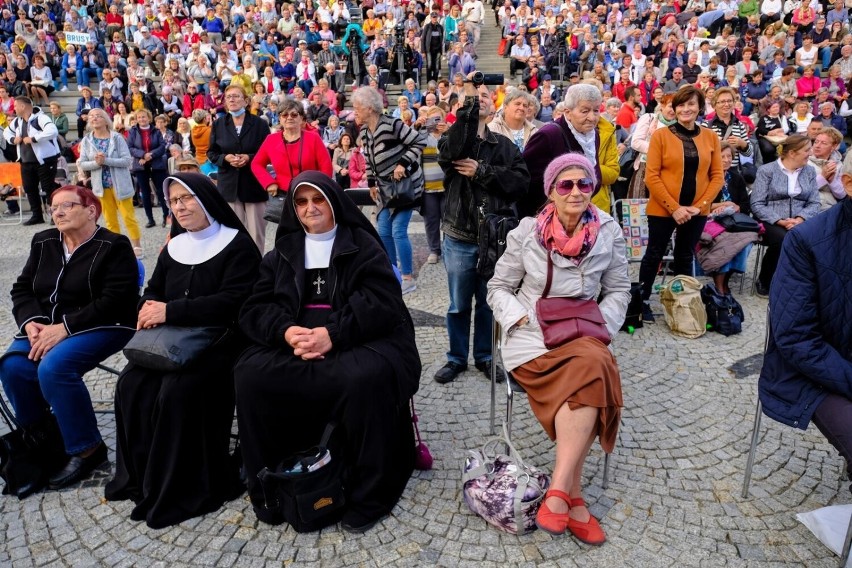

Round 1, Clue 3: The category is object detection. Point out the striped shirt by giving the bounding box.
[361,115,426,188]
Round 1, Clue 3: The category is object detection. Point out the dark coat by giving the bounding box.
[437,96,529,244]
[206,113,270,203]
[759,199,852,429]
[11,227,139,337]
[238,171,421,406]
[127,126,168,172]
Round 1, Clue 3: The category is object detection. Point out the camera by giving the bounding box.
[471,72,504,86]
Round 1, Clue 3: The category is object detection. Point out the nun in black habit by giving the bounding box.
[105,173,261,529]
[235,171,421,533]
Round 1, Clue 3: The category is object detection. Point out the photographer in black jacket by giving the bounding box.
[434,74,529,384]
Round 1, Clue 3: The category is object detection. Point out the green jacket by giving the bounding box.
[51,113,69,137]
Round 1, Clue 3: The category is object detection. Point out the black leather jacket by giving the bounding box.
[437,96,529,244]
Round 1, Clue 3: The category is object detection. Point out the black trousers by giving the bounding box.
[639,214,706,301]
[422,191,445,255]
[757,222,787,289]
[21,155,59,217]
[812,393,852,494]
[426,50,441,82]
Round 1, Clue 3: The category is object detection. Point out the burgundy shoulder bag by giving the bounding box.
[535,253,612,349]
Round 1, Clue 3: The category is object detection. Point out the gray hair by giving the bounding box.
[86,107,113,132]
[502,88,529,109]
[605,97,622,110]
[563,83,603,109]
[352,86,385,116]
[526,93,540,114]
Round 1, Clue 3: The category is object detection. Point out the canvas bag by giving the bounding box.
[660,275,707,338]
[462,424,550,535]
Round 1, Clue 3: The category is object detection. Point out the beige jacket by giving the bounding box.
[487,114,538,150]
[486,213,631,371]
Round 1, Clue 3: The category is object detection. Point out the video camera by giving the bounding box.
[471,71,504,87]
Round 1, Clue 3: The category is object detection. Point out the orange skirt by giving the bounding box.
[512,337,623,453]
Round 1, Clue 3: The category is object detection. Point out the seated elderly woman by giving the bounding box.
[749,134,821,297]
[0,186,139,496]
[234,171,422,533]
[487,153,630,545]
[105,173,261,529]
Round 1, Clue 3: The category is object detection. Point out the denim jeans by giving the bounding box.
[422,192,445,255]
[377,207,414,276]
[0,328,134,454]
[135,168,169,224]
[59,68,77,89]
[442,235,492,366]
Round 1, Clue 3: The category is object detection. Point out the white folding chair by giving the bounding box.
[741,307,851,567]
[489,321,612,489]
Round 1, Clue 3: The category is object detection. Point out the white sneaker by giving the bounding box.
[427,253,439,264]
[401,278,417,295]
[59,86,68,91]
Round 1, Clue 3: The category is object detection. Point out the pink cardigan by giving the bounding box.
[250,129,333,191]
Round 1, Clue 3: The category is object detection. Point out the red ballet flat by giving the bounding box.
[535,489,572,535]
[566,497,607,545]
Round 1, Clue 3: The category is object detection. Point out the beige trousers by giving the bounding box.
[229,200,267,253]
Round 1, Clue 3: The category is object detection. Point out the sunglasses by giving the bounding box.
[553,178,594,195]
[294,195,327,207]
[281,110,302,118]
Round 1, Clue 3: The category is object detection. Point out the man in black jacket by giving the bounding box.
[434,77,529,384]
[420,12,443,82]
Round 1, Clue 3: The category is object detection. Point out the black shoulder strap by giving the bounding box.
[542,253,554,299]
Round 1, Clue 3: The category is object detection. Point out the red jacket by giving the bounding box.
[182,93,206,116]
[612,80,635,102]
[251,129,333,191]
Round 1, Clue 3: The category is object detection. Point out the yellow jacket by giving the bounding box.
[590,118,620,214]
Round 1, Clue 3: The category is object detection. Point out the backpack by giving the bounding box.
[659,275,707,339]
[701,283,744,336]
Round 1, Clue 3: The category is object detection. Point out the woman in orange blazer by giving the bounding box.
[639,85,724,322]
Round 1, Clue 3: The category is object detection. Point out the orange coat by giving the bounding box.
[644,124,723,217]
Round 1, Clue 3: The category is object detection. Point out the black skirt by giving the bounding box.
[234,342,414,527]
[104,345,242,529]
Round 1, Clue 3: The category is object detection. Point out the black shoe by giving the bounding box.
[22,215,44,226]
[47,442,108,490]
[475,359,505,383]
[145,220,156,228]
[754,280,769,298]
[161,218,167,227]
[434,361,467,384]
[642,302,656,323]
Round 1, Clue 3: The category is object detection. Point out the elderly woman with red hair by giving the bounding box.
[0,186,139,496]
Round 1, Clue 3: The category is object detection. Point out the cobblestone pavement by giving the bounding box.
[0,209,848,567]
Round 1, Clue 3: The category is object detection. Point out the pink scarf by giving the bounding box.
[535,202,601,265]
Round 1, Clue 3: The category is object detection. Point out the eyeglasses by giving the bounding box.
[280,111,302,119]
[49,201,85,214]
[168,194,196,208]
[716,98,734,105]
[224,94,244,100]
[294,195,327,208]
[553,178,594,195]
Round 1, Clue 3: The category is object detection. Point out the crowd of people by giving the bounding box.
[0,0,849,548]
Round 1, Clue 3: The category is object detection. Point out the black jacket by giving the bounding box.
[207,113,270,203]
[11,227,139,337]
[438,97,530,244]
[306,103,332,128]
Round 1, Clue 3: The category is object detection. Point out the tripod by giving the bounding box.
[392,36,407,85]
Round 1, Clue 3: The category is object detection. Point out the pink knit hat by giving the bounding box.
[542,153,598,196]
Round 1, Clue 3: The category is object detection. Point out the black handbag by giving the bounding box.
[0,389,65,499]
[123,325,229,372]
[378,174,422,209]
[476,208,519,280]
[263,194,286,223]
[716,212,760,233]
[701,283,744,336]
[255,423,346,532]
